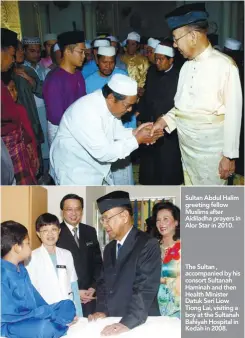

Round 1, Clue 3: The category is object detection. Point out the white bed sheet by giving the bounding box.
[66,316,181,338]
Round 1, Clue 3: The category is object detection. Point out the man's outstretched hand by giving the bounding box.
[133,122,164,145]
[150,117,167,137]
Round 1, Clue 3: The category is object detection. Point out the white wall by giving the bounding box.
[45,186,86,223]
[85,186,105,227]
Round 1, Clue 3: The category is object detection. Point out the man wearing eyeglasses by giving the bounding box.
[43,31,86,146]
[85,45,136,185]
[138,40,184,185]
[88,190,161,336]
[50,73,163,185]
[56,193,103,317]
[151,3,242,185]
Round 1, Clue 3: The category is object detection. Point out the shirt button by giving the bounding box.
[109,290,113,294]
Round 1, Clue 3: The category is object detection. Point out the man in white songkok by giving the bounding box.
[146,37,160,64]
[40,33,57,69]
[85,46,135,185]
[121,32,149,95]
[107,35,127,71]
[50,74,163,185]
[85,46,127,93]
[81,38,110,79]
[151,3,243,185]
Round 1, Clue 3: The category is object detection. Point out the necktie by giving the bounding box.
[73,227,79,248]
[117,243,122,258]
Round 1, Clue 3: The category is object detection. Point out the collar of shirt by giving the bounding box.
[24,60,45,80]
[165,64,174,73]
[116,227,133,257]
[64,221,80,238]
[117,226,133,247]
[24,60,39,71]
[193,43,213,62]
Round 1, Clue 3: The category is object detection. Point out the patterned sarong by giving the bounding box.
[2,127,37,185]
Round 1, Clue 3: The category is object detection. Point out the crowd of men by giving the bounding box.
[1,2,244,186]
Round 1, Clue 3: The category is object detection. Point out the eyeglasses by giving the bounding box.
[173,30,194,44]
[74,49,86,55]
[63,208,82,214]
[121,100,133,111]
[99,210,125,225]
[39,228,59,235]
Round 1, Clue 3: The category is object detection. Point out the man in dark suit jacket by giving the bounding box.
[89,191,161,336]
[57,194,103,317]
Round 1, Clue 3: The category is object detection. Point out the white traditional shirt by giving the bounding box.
[163,44,242,159]
[50,90,138,185]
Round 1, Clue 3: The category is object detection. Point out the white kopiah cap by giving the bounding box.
[147,38,160,49]
[107,35,118,43]
[98,46,116,57]
[224,38,242,51]
[127,32,140,42]
[93,39,110,48]
[155,44,175,57]
[108,74,137,96]
[43,33,57,43]
[53,43,60,52]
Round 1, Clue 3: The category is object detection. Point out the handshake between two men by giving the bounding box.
[133,121,164,145]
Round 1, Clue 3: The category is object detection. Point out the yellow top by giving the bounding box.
[121,53,150,88]
[163,44,242,159]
